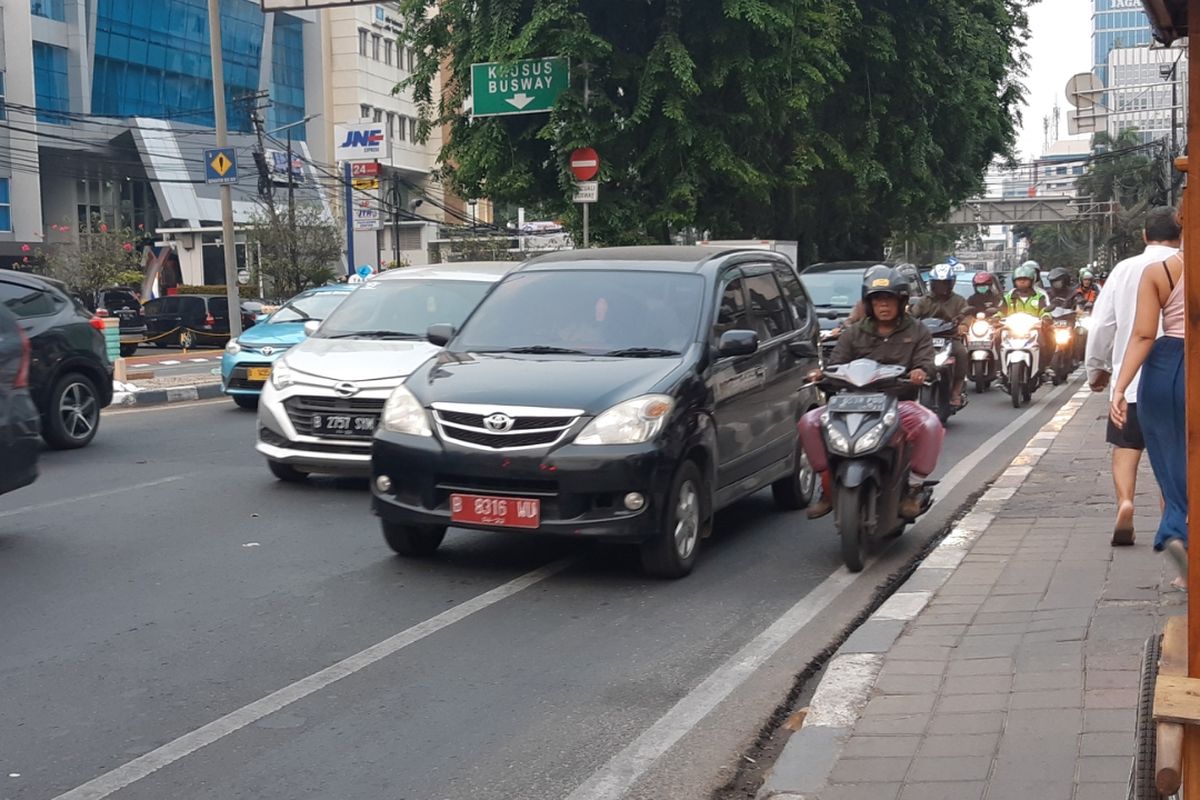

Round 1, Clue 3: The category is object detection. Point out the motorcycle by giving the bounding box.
[917,318,965,424]
[1048,307,1077,386]
[1074,308,1093,364]
[965,311,999,393]
[816,359,936,572]
[999,312,1043,408]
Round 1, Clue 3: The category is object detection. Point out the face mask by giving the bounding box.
[975,286,990,295]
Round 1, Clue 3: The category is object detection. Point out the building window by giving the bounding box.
[407,48,415,71]
[409,117,417,142]
[387,111,396,142]
[0,72,6,121]
[0,178,10,232]
[372,33,381,61]
[359,28,369,56]
[384,40,393,66]
[373,107,383,123]
[360,104,372,120]
[269,13,306,140]
[31,0,66,21]
[396,114,406,142]
[33,42,70,124]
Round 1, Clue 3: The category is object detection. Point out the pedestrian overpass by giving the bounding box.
[941,197,1114,226]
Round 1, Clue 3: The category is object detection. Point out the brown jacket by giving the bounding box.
[910,293,969,324]
[830,315,936,375]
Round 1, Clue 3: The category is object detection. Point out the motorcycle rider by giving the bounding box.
[910,263,969,407]
[1074,269,1099,310]
[1001,261,1052,362]
[967,271,1003,316]
[1045,267,1078,310]
[799,267,944,521]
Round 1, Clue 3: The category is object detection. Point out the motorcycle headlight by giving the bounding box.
[1005,313,1038,338]
[970,321,991,338]
[1054,328,1072,345]
[854,423,885,454]
[826,426,851,455]
[225,340,242,356]
[934,351,949,367]
[1078,316,1094,331]
[381,386,432,437]
[576,395,674,445]
[270,359,294,390]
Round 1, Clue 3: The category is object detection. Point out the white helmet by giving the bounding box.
[929,263,955,282]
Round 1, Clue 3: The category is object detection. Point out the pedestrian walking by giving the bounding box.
[1086,207,1181,546]
[1111,244,1188,589]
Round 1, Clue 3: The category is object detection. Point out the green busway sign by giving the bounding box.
[470,57,569,117]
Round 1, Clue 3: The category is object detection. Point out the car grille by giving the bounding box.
[284,395,386,440]
[432,405,579,451]
[227,361,272,390]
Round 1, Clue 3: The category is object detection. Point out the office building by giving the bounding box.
[1092,0,1153,86]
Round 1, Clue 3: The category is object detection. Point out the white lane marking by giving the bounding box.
[159,360,181,365]
[564,380,1084,800]
[0,476,187,520]
[103,399,228,416]
[564,569,856,800]
[130,363,150,368]
[188,358,209,363]
[51,558,574,800]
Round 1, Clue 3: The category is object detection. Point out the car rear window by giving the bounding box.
[800,271,863,308]
[100,290,139,311]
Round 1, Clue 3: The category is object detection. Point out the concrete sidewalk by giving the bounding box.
[760,389,1181,800]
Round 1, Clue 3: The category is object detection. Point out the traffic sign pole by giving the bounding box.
[207,0,242,336]
[344,161,355,276]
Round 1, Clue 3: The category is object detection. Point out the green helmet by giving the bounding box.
[1013,264,1038,282]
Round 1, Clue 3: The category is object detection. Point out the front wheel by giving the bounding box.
[119,343,138,357]
[1008,362,1027,409]
[973,378,991,394]
[232,394,259,410]
[42,372,101,449]
[382,522,447,557]
[936,381,952,424]
[836,484,870,572]
[772,442,816,511]
[268,459,308,482]
[641,461,706,579]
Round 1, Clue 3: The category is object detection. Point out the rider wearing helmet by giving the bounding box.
[799,266,944,521]
[910,263,969,407]
[1046,267,1077,310]
[1002,261,1050,316]
[967,271,1002,315]
[1074,268,1099,310]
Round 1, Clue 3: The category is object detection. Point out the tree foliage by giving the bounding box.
[1075,129,1167,269]
[42,220,147,293]
[396,0,1030,260]
[244,205,343,298]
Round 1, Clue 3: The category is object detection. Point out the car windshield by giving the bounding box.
[800,270,864,308]
[314,279,493,339]
[270,291,351,323]
[454,269,703,356]
[952,275,977,299]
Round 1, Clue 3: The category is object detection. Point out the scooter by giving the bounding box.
[917,318,965,424]
[1074,308,1093,364]
[1049,307,1077,386]
[965,311,999,393]
[817,359,936,572]
[999,312,1043,408]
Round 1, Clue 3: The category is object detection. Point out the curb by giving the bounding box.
[111,382,226,409]
[757,385,1094,799]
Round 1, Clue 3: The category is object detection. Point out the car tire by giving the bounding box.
[120,343,138,357]
[267,459,308,482]
[640,461,705,579]
[772,441,816,510]
[42,372,101,450]
[382,522,447,557]
[232,395,259,410]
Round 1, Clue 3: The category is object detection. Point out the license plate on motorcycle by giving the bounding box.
[450,493,541,530]
[932,338,948,347]
[828,393,887,413]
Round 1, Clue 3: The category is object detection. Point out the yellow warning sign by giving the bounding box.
[211,152,233,177]
[352,178,380,191]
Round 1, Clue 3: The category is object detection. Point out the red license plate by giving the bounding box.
[450,493,541,530]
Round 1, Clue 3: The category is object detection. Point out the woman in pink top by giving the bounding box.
[1112,250,1186,586]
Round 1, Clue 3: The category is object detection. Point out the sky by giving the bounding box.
[1014,0,1095,160]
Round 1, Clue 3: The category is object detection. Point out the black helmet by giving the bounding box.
[1047,267,1071,289]
[862,266,910,318]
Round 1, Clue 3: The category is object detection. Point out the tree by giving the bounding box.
[1076,129,1164,267]
[244,204,343,298]
[395,0,1029,259]
[41,220,147,292]
[1026,224,1090,270]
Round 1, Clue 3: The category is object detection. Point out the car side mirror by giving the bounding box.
[303,320,320,336]
[718,329,759,358]
[787,339,819,359]
[427,323,456,347]
[256,313,269,323]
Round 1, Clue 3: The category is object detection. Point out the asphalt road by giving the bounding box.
[123,347,223,381]
[0,378,1086,800]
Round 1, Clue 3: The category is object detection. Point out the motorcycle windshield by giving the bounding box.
[827,358,906,387]
[920,318,955,335]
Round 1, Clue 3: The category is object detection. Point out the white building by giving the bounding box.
[1105,45,1187,145]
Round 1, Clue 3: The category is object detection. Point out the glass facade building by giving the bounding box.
[32,42,70,124]
[31,0,67,22]
[268,13,307,140]
[1093,0,1153,85]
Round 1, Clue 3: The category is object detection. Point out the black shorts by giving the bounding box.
[1106,401,1145,450]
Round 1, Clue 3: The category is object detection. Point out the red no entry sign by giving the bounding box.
[570,147,600,181]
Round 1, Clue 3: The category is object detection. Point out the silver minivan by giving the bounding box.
[255,263,512,480]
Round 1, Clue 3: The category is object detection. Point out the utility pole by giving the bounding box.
[207,0,242,337]
[388,172,403,269]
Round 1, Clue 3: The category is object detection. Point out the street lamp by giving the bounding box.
[1160,57,1181,204]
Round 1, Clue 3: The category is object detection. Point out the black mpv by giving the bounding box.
[371,247,822,578]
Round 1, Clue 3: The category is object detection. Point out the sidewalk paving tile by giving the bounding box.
[897,782,985,800]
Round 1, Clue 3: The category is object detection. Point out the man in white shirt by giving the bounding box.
[1085,207,1181,546]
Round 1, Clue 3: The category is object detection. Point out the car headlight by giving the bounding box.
[576,395,674,445]
[855,423,885,453]
[1054,328,1072,345]
[225,340,242,356]
[270,360,294,390]
[381,385,432,437]
[970,321,991,338]
[826,426,851,455]
[934,351,949,367]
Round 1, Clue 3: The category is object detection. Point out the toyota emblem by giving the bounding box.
[483,413,515,432]
[334,381,359,398]
[260,345,275,356]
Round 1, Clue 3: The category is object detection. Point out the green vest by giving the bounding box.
[1004,289,1045,315]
